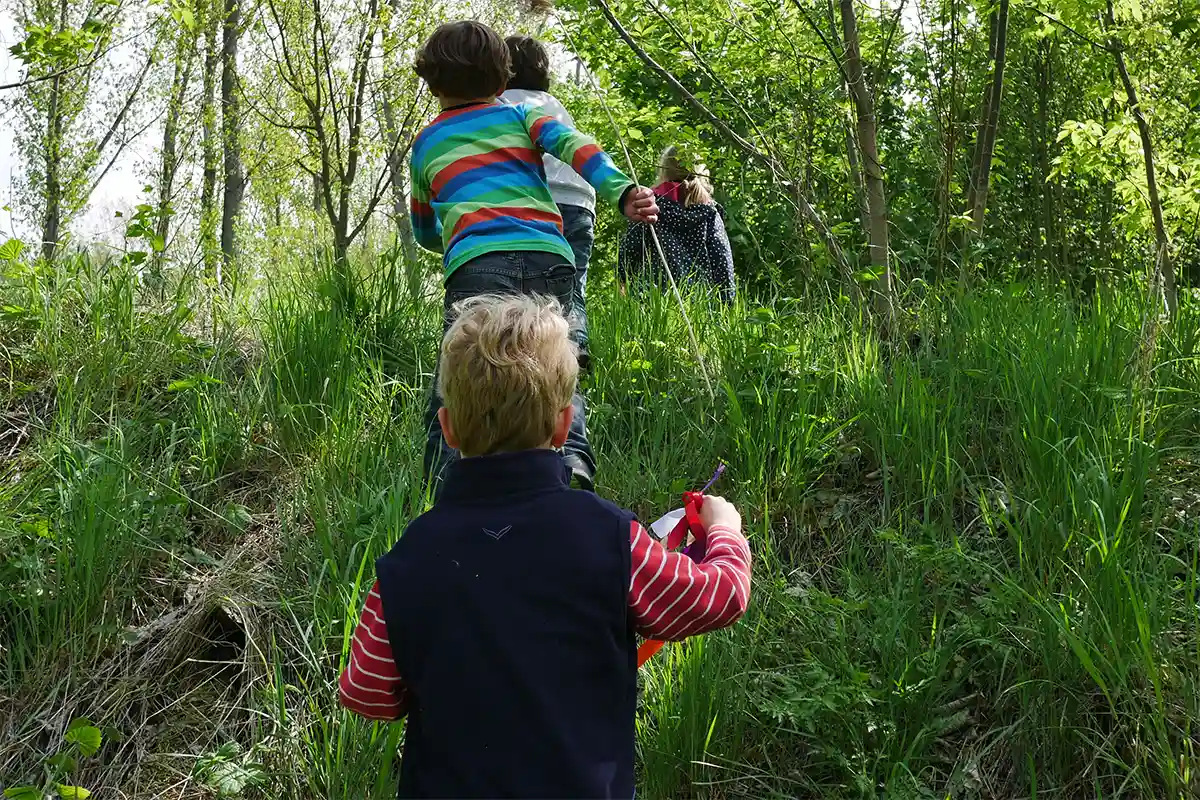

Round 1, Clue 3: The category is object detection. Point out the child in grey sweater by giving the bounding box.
[501,35,597,370]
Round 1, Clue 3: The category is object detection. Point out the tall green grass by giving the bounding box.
[2,254,1198,798]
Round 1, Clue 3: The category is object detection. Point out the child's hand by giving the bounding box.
[623,186,659,224]
[698,495,741,533]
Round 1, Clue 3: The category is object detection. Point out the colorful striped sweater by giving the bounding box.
[409,101,634,279]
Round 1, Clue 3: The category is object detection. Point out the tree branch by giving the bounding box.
[1030,5,1109,52]
[788,0,851,86]
[93,48,155,159]
[873,0,908,84]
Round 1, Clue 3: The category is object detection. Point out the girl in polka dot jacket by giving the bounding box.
[617,145,736,304]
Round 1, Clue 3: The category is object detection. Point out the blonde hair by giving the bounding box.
[437,294,578,458]
[656,145,713,207]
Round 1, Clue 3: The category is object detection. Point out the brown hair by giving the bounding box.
[657,145,714,207]
[438,294,578,458]
[505,35,551,92]
[414,21,511,100]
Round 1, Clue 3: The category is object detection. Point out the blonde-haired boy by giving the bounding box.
[436,294,579,459]
[339,295,752,799]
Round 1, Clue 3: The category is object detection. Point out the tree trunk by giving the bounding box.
[39,0,70,263]
[966,0,1009,236]
[380,89,417,261]
[1106,2,1176,316]
[219,0,244,287]
[1036,39,1057,271]
[153,42,197,280]
[839,0,894,325]
[932,0,963,274]
[825,0,869,244]
[41,74,64,262]
[200,0,220,283]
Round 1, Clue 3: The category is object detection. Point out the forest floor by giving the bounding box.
[2,255,1200,799]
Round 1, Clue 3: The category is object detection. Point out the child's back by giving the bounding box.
[409,100,627,278]
[340,295,751,799]
[379,451,638,797]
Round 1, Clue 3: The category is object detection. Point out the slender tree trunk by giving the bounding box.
[932,0,962,274]
[1036,40,1057,271]
[153,42,197,280]
[966,0,1009,236]
[825,0,869,244]
[41,75,64,262]
[381,0,417,260]
[200,0,220,283]
[1106,1,1176,316]
[380,90,417,260]
[40,0,70,262]
[839,0,894,325]
[220,0,244,286]
[843,116,869,238]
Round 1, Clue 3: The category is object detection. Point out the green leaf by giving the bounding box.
[166,374,222,392]
[0,238,23,261]
[56,786,91,799]
[48,752,77,773]
[180,7,194,29]
[194,743,267,798]
[65,720,102,756]
[2,786,39,800]
[21,519,51,538]
[4,788,42,800]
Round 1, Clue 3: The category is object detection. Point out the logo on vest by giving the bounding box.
[482,525,512,540]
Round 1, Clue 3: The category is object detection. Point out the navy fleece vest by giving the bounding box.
[376,449,638,799]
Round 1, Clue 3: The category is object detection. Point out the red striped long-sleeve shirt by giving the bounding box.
[338,519,751,720]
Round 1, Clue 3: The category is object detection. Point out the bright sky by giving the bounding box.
[0,11,152,246]
[0,14,23,241]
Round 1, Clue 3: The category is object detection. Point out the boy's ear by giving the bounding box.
[438,407,461,451]
[550,403,574,449]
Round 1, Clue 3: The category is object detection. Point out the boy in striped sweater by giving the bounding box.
[409,20,659,495]
[339,294,751,798]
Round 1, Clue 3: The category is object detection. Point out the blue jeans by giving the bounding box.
[423,250,597,497]
[558,204,595,370]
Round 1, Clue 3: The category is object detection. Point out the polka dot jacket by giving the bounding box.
[617,196,736,304]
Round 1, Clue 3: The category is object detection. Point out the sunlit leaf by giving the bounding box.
[65,720,102,756]
[0,238,23,261]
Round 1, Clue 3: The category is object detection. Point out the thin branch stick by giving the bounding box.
[1030,5,1109,51]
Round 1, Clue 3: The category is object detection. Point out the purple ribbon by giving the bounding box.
[699,462,726,495]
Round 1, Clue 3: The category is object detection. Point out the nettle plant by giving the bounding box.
[3,718,104,800]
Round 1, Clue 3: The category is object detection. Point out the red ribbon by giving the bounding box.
[637,491,706,668]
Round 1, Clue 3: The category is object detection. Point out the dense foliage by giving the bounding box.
[2,0,1200,797]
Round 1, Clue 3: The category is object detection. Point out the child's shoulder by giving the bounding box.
[566,487,636,520]
[385,491,636,553]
